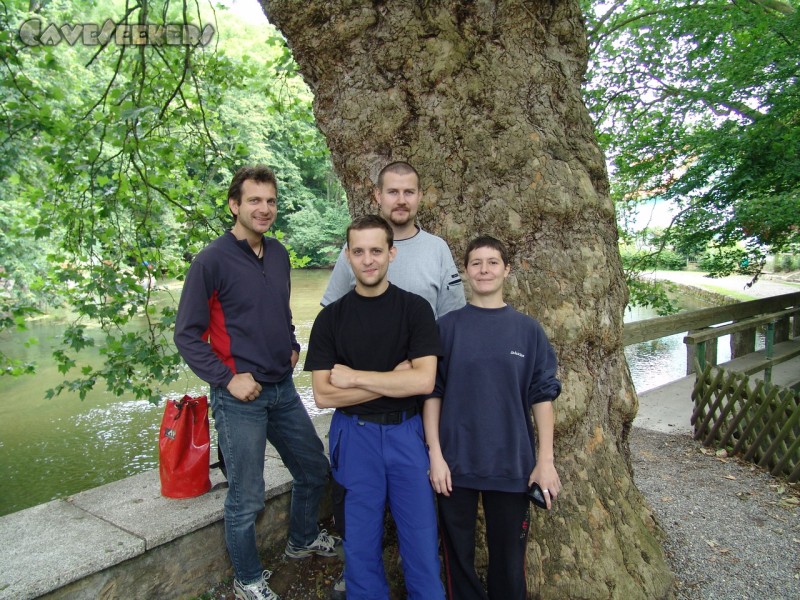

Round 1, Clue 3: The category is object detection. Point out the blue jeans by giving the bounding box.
[210,375,329,583]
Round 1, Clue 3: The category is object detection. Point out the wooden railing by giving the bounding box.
[623,291,800,375]
[684,307,800,384]
[624,291,800,482]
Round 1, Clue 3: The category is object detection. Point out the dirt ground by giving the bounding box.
[197,515,405,600]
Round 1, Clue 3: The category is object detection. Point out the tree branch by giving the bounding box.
[744,0,796,16]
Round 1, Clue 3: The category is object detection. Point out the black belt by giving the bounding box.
[340,405,420,425]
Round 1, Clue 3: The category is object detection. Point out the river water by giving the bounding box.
[0,270,719,516]
[623,302,733,392]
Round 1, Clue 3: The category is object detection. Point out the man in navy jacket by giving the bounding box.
[174,165,338,600]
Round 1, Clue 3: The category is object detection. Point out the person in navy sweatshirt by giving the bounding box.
[423,234,562,600]
[174,165,338,600]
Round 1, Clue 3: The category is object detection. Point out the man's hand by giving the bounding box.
[329,359,413,389]
[227,372,262,402]
[329,364,357,389]
[291,350,299,369]
[313,357,436,408]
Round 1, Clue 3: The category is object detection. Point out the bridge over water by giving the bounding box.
[630,291,800,439]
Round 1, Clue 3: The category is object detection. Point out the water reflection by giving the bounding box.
[0,270,332,516]
[624,336,690,392]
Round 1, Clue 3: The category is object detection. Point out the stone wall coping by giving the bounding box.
[0,412,331,600]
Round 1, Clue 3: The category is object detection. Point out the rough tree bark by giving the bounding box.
[261,1,674,597]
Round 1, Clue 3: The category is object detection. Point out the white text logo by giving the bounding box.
[19,18,216,47]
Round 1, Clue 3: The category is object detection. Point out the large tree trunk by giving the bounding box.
[262,1,674,597]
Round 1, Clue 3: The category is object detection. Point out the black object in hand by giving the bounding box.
[527,482,549,509]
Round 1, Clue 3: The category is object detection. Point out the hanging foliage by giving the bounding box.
[0,0,345,398]
[584,0,799,284]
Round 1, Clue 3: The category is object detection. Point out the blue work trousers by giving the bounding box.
[210,376,329,584]
[329,409,444,600]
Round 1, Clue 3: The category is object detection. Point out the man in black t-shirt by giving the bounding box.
[305,215,445,600]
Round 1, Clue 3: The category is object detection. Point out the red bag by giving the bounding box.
[159,395,212,498]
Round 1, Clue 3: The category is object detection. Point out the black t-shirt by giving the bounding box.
[304,283,441,414]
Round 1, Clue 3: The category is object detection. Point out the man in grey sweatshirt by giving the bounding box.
[320,161,465,599]
[322,161,465,319]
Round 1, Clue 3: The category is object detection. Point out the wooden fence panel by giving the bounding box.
[691,362,800,482]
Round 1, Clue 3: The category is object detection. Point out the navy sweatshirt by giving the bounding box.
[433,304,561,492]
[173,231,300,388]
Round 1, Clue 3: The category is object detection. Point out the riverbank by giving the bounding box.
[647,269,800,301]
[0,271,330,518]
[0,415,334,600]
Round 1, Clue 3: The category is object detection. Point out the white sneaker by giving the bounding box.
[284,529,342,558]
[233,570,280,600]
[330,569,346,599]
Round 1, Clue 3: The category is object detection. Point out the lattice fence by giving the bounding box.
[691,362,800,482]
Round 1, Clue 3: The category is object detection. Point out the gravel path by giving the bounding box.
[630,269,800,598]
[630,427,800,599]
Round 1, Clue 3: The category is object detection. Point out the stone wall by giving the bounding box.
[0,414,333,600]
[39,491,330,600]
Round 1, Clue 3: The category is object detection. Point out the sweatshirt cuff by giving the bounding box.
[217,371,234,390]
